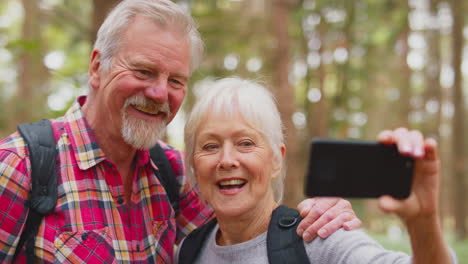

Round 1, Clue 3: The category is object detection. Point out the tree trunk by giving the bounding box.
[305,20,328,139]
[335,0,355,137]
[424,0,451,226]
[12,0,49,127]
[423,0,442,138]
[397,3,411,127]
[91,0,121,44]
[271,0,301,206]
[450,0,467,240]
[313,32,329,139]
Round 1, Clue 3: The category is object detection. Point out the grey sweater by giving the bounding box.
[177,224,457,264]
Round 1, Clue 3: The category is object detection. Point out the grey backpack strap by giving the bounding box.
[267,205,311,264]
[14,119,58,263]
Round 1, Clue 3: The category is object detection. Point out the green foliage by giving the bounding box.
[452,238,468,263]
[370,27,393,46]
[5,39,41,54]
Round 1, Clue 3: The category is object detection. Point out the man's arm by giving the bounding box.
[0,149,30,261]
[160,145,214,244]
[175,180,214,243]
[297,197,361,242]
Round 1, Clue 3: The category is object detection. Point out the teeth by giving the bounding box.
[133,105,158,115]
[219,179,246,186]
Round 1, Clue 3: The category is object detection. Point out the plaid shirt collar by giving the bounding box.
[63,96,151,171]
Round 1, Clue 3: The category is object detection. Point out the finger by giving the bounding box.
[297,198,316,217]
[300,199,353,241]
[424,138,438,161]
[298,197,338,218]
[409,130,425,158]
[296,199,328,237]
[315,212,355,239]
[393,127,412,155]
[297,214,319,241]
[377,130,394,144]
[378,195,404,214]
[343,218,362,230]
[296,198,338,237]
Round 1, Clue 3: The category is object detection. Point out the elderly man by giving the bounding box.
[0,0,359,263]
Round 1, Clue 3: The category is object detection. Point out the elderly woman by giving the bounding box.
[177,77,455,264]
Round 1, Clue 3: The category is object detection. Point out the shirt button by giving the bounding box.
[117,197,124,204]
[81,232,88,241]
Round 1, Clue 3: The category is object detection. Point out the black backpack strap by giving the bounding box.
[14,119,58,263]
[179,206,310,264]
[178,218,218,264]
[149,144,180,215]
[267,205,311,264]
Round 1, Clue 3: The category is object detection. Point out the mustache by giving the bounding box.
[124,95,171,115]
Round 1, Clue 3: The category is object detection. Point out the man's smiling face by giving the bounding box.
[88,16,191,149]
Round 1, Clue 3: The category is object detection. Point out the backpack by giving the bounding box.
[13,119,181,263]
[178,205,311,264]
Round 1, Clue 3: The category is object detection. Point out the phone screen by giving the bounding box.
[304,138,414,199]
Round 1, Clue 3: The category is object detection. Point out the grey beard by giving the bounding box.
[121,111,167,150]
[121,95,170,149]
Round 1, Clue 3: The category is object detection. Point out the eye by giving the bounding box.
[202,143,218,151]
[238,140,255,147]
[134,69,153,79]
[169,78,185,89]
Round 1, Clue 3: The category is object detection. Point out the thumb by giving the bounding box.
[378,195,404,214]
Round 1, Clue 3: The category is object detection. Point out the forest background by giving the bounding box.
[0,0,467,260]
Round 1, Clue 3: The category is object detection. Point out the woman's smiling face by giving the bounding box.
[193,111,281,217]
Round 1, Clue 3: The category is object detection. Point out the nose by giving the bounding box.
[144,77,168,103]
[218,144,240,170]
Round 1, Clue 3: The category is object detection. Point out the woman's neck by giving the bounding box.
[215,201,279,246]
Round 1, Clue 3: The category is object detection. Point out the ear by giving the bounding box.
[272,144,286,178]
[191,159,200,181]
[280,144,286,158]
[89,50,102,90]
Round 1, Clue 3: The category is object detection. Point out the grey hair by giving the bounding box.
[93,0,203,72]
[184,77,286,203]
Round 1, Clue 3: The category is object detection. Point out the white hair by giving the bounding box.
[93,0,203,72]
[184,77,286,203]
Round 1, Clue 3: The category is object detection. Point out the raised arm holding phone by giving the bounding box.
[377,128,452,264]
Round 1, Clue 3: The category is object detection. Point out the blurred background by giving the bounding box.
[0,0,466,260]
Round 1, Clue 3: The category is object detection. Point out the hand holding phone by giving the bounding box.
[304,138,414,199]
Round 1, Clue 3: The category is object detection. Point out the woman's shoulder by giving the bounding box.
[303,228,410,263]
[304,228,372,262]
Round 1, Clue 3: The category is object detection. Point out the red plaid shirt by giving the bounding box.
[0,97,213,263]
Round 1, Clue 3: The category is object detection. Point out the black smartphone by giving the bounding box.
[304,138,414,199]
